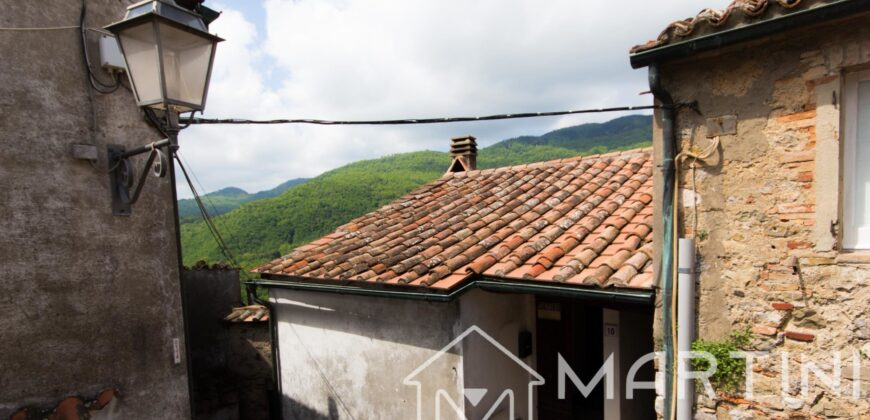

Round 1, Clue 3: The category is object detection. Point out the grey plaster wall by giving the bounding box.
[270,288,463,420]
[0,1,189,417]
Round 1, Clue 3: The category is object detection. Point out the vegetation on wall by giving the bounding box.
[691,327,752,393]
[179,115,653,269]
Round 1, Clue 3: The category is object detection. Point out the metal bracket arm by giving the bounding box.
[108,139,171,216]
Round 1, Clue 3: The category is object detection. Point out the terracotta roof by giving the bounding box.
[630,0,831,54]
[224,305,269,322]
[254,148,655,291]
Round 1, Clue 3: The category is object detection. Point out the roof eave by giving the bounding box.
[630,0,870,69]
[250,273,655,306]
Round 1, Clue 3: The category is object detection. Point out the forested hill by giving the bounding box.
[177,178,309,223]
[180,114,653,268]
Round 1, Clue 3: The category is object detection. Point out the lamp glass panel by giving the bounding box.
[117,22,163,105]
[158,22,213,110]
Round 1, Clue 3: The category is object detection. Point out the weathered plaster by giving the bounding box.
[0,1,189,418]
[270,289,463,420]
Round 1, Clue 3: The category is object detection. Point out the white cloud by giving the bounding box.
[177,0,732,197]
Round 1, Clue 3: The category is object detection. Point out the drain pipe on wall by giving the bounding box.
[677,238,696,420]
[648,63,678,420]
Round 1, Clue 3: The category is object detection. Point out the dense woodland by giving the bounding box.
[177,178,309,223]
[179,114,653,269]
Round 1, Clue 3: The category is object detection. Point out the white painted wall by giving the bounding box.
[271,289,464,420]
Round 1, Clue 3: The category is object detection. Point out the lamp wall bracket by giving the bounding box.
[108,138,171,216]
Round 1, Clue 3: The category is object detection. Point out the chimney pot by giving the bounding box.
[447,136,477,172]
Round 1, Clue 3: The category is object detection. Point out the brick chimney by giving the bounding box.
[447,136,477,173]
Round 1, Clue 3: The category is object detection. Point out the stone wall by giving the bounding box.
[652,13,870,419]
[0,1,189,417]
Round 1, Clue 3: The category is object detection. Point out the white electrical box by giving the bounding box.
[99,34,126,72]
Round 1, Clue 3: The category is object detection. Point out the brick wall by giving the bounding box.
[652,14,870,419]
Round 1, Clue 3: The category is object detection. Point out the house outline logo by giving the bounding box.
[403,325,545,420]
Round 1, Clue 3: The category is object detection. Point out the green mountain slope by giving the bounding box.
[178,178,309,223]
[180,115,652,268]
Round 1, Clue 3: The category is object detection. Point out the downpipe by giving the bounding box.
[648,63,678,420]
[677,238,696,420]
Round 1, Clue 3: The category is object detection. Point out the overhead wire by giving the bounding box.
[177,152,223,226]
[175,152,247,275]
[182,105,660,126]
[0,25,80,31]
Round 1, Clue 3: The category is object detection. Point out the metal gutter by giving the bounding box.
[248,275,655,306]
[630,0,870,69]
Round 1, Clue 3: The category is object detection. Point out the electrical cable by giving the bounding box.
[178,152,223,226]
[182,105,660,126]
[175,153,245,272]
[0,25,79,31]
[144,108,169,137]
[669,135,718,419]
[177,157,238,267]
[179,111,198,130]
[79,0,121,94]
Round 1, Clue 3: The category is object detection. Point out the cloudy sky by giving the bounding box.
[175,0,731,198]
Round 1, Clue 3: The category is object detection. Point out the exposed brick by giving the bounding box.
[776,110,817,123]
[784,330,815,342]
[787,241,813,249]
[773,204,815,214]
[780,151,815,163]
[753,325,778,336]
[793,171,813,182]
[772,302,794,311]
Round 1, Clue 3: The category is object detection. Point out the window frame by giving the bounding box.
[841,69,870,250]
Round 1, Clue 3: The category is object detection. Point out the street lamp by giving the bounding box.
[104,0,222,215]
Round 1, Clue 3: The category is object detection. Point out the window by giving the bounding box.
[842,70,870,249]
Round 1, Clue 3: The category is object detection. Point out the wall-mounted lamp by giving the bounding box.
[104,0,222,215]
